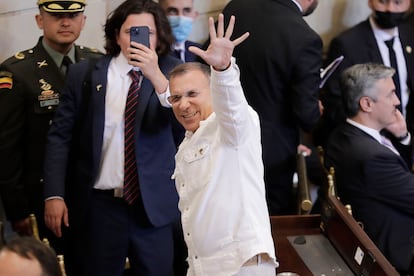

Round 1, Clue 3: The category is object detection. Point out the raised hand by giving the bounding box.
[189,14,249,71]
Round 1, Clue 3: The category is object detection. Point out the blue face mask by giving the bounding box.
[168,15,193,43]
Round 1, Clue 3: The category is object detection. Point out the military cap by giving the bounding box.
[37,0,86,13]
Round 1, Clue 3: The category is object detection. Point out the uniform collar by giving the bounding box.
[41,37,76,67]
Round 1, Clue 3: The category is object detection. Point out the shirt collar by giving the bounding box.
[173,41,186,52]
[290,0,303,13]
[346,118,382,144]
[369,16,399,41]
[113,53,135,78]
[42,38,76,67]
[184,113,216,138]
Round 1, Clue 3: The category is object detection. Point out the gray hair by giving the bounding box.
[341,63,395,117]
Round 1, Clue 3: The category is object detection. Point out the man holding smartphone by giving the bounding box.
[0,0,101,255]
[43,0,184,275]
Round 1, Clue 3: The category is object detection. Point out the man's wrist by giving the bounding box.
[212,62,231,72]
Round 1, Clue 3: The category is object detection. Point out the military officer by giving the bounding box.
[0,0,102,251]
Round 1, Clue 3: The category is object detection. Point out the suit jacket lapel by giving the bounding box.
[90,56,111,172]
[363,20,383,63]
[399,30,414,92]
[135,77,153,136]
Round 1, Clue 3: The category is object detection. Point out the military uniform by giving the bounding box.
[0,36,102,232]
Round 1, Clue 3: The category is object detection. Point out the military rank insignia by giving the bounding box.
[38,79,59,109]
[0,71,13,89]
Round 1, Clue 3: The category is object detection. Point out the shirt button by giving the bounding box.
[39,178,44,183]
[194,256,198,259]
[187,233,190,236]
[49,120,53,125]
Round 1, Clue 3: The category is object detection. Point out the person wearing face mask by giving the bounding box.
[159,0,201,62]
[315,0,414,148]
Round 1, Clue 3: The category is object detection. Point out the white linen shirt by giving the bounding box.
[172,59,277,276]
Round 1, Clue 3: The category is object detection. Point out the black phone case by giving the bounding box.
[130,26,150,48]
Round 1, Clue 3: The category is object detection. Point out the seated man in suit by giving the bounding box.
[159,0,201,62]
[325,63,414,274]
[315,0,414,147]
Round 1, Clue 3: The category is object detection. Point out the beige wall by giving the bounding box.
[0,0,371,62]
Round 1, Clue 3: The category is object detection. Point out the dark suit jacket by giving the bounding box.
[43,54,182,232]
[0,37,102,221]
[317,19,414,146]
[222,0,322,214]
[326,123,414,274]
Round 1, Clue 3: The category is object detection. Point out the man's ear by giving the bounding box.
[35,14,43,30]
[359,96,373,112]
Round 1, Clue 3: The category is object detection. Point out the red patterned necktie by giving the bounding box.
[123,69,143,205]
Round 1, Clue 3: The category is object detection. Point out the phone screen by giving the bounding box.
[130,26,150,48]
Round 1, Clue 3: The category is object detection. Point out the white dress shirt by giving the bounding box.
[94,54,171,190]
[370,17,409,117]
[172,58,277,276]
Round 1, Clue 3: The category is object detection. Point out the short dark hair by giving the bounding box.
[169,62,211,80]
[104,0,174,56]
[2,237,61,276]
[341,63,395,117]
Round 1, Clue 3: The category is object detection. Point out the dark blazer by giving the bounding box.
[43,54,182,231]
[326,123,414,274]
[317,19,414,146]
[0,37,102,221]
[222,0,322,214]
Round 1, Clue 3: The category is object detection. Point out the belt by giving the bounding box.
[243,253,272,266]
[92,188,123,198]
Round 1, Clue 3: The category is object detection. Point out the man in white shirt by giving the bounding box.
[168,14,277,276]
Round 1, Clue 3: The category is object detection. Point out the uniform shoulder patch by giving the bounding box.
[0,71,13,90]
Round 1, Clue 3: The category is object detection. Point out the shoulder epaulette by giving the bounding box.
[78,45,103,54]
[3,48,35,65]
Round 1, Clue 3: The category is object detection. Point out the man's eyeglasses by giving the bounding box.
[167,91,200,105]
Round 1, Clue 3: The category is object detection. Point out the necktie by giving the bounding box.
[384,38,402,110]
[123,70,143,205]
[380,135,400,156]
[60,56,72,76]
[173,49,184,62]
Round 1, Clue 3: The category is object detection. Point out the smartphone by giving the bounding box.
[130,26,150,48]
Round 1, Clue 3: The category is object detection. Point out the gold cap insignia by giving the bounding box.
[37,0,86,13]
